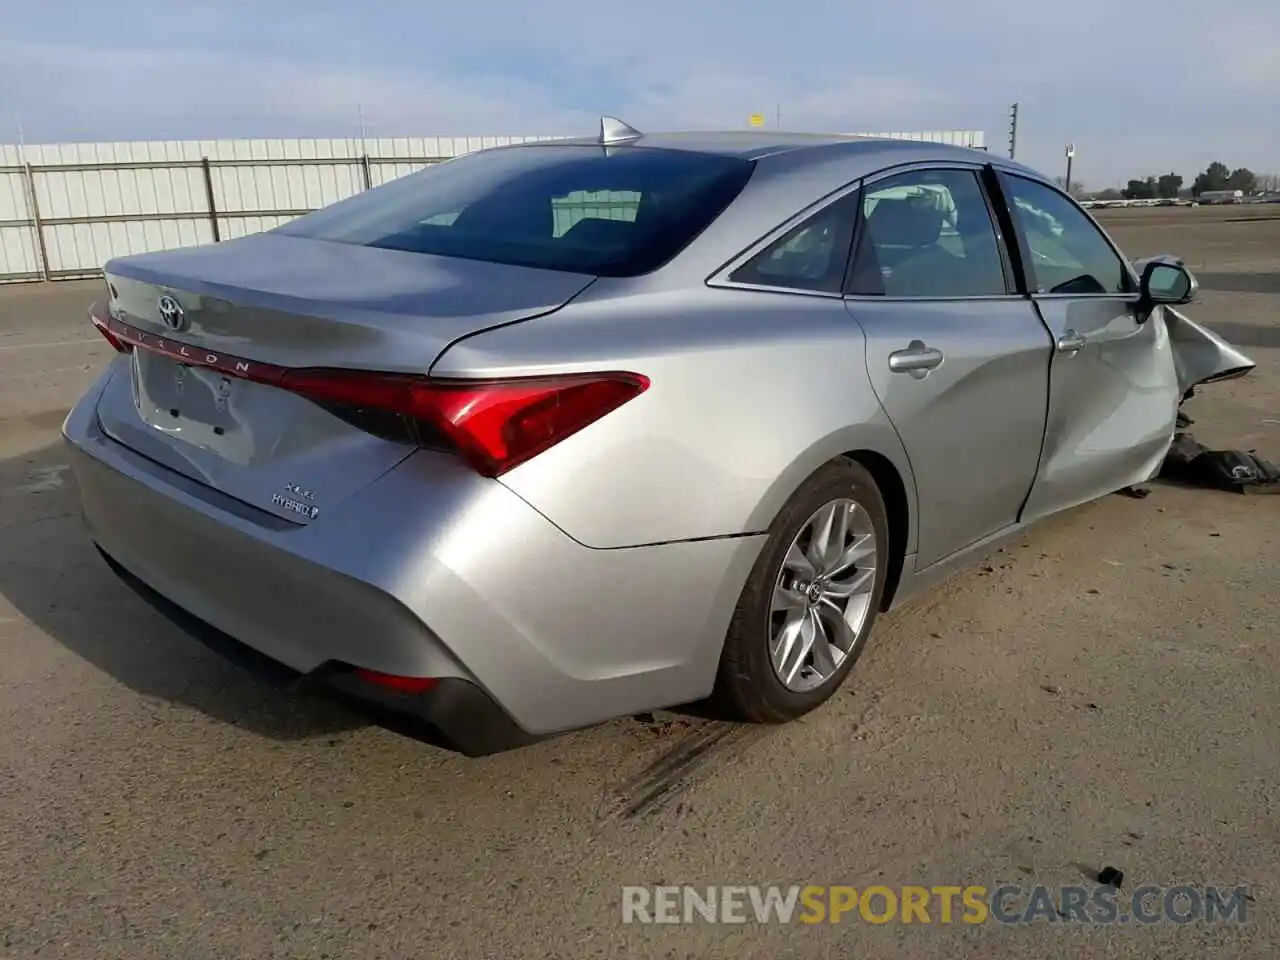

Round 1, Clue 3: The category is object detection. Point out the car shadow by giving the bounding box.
[0,436,366,741]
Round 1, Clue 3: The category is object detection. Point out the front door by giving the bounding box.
[996,173,1181,523]
[844,166,1053,569]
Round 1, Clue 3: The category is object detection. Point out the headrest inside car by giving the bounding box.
[865,198,944,247]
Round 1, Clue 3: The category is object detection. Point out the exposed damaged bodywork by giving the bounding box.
[1159,304,1272,493]
[1015,253,1260,524]
[1124,256,1270,493]
[1164,305,1256,393]
[1132,255,1257,393]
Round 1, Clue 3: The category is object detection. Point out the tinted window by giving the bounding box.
[1001,175,1131,295]
[848,169,1007,297]
[729,193,858,293]
[276,146,754,277]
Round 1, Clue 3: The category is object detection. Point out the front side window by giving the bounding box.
[1000,175,1131,295]
[848,168,1007,297]
[275,145,754,277]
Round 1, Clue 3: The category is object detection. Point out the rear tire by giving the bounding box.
[713,459,890,723]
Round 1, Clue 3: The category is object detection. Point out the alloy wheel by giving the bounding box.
[769,497,878,692]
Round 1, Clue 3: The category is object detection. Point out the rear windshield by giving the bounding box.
[275,145,754,276]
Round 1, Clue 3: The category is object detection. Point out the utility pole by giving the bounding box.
[1007,103,1019,160]
[1065,143,1076,195]
[776,103,781,130]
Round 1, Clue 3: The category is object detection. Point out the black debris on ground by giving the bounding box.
[1160,431,1280,494]
[1118,486,1151,499]
[1150,388,1280,493]
[1097,866,1124,888]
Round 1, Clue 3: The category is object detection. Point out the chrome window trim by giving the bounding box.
[708,282,847,301]
[1030,292,1143,303]
[844,293,1028,304]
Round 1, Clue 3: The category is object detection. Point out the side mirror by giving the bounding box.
[1139,258,1198,306]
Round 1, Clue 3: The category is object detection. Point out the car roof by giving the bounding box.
[503,129,1045,179]
[514,130,871,160]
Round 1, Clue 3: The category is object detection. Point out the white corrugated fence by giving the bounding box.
[0,129,986,283]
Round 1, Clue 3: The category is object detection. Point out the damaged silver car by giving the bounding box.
[65,126,1256,754]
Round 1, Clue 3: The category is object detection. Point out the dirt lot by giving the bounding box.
[1,207,1277,959]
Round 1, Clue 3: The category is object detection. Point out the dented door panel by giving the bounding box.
[1021,296,1180,523]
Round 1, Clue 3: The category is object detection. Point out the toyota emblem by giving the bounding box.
[157,294,186,331]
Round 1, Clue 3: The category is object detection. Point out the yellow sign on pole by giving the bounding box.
[749,113,766,128]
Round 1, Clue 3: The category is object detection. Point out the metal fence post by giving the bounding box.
[360,154,373,191]
[22,162,52,281]
[201,157,221,242]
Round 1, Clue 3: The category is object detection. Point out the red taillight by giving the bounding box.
[279,368,650,477]
[353,668,439,694]
[88,311,649,476]
[88,301,130,353]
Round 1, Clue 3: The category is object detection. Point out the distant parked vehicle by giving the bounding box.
[1197,189,1244,205]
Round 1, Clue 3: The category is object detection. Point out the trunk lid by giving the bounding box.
[95,232,595,524]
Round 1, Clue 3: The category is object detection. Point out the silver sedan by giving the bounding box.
[64,120,1253,755]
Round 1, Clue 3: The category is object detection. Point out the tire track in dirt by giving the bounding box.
[601,716,764,821]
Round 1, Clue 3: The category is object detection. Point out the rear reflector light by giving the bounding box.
[353,668,439,694]
[279,368,649,477]
[89,301,130,353]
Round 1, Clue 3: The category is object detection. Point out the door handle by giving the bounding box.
[1056,329,1088,354]
[888,340,944,379]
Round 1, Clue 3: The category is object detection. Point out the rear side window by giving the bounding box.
[848,169,1008,297]
[729,193,858,293]
[275,146,754,277]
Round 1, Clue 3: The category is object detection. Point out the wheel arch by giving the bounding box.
[840,450,910,611]
[743,424,918,611]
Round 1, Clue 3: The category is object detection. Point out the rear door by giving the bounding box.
[993,173,1181,522]
[844,164,1052,569]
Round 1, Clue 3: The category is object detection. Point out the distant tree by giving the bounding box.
[1192,161,1231,196]
[1257,173,1280,193]
[1227,168,1257,193]
[1123,177,1158,200]
[1095,187,1124,201]
[1053,177,1084,195]
[1156,173,1183,199]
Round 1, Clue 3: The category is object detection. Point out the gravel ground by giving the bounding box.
[1,207,1277,959]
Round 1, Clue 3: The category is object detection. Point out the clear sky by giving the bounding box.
[1,0,1275,188]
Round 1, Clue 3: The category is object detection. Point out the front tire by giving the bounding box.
[713,459,890,723]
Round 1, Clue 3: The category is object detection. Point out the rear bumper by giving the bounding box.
[62,365,763,745]
[99,547,540,756]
